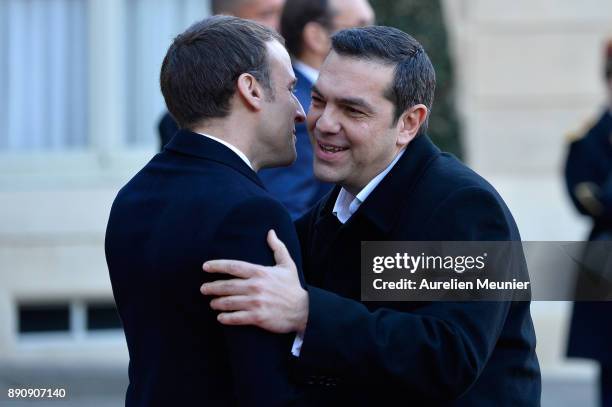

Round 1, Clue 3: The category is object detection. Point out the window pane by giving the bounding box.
[124,0,209,148]
[86,302,122,331]
[1,0,89,152]
[19,304,70,333]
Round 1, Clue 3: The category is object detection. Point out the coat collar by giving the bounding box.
[317,134,441,233]
[164,129,264,189]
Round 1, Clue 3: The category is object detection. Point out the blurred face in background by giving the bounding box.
[236,0,286,31]
[303,0,375,64]
[328,0,375,32]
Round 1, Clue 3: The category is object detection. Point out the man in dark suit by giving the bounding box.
[201,26,541,405]
[157,0,286,148]
[565,38,612,407]
[258,0,374,218]
[106,16,308,406]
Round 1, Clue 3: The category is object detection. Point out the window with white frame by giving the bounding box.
[0,0,89,152]
[125,0,210,148]
[17,300,122,338]
[0,0,209,157]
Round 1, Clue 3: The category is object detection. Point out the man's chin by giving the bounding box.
[267,153,296,169]
[313,165,339,184]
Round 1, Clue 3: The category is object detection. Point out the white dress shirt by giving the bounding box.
[194,131,254,170]
[291,148,406,357]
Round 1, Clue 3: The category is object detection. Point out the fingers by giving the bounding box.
[200,279,250,297]
[203,259,262,278]
[209,295,257,312]
[267,229,293,266]
[216,311,259,326]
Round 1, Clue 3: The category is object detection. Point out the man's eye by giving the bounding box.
[346,106,364,116]
[312,96,324,104]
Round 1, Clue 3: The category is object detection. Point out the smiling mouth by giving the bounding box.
[318,142,348,153]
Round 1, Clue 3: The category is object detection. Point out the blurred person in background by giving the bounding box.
[258,0,375,218]
[157,0,285,148]
[565,37,612,407]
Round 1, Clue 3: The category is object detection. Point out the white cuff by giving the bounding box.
[291,332,304,357]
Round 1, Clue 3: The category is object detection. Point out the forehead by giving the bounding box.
[316,52,394,100]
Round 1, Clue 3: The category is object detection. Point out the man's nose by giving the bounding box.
[294,98,306,123]
[315,106,340,134]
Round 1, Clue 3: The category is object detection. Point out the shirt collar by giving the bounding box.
[194,131,254,170]
[332,148,406,224]
[293,60,319,85]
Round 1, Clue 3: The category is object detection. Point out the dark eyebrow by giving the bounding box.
[311,85,323,97]
[312,85,373,113]
[337,96,374,113]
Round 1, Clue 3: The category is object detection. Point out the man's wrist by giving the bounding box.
[296,288,309,335]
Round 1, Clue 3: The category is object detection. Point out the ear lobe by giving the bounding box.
[397,104,428,146]
[236,73,264,111]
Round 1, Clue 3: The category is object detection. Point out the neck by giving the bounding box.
[297,51,324,71]
[192,117,261,171]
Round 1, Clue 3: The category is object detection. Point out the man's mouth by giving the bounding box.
[318,142,348,153]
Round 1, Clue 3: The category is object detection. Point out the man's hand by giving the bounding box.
[200,229,309,334]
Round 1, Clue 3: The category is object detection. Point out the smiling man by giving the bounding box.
[201,26,541,406]
[258,0,375,219]
[309,50,413,197]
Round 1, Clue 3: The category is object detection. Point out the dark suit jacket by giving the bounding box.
[293,134,541,406]
[257,66,332,219]
[158,112,178,149]
[105,129,305,406]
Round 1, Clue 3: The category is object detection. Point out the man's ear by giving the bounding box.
[396,104,428,147]
[303,21,331,56]
[236,73,264,111]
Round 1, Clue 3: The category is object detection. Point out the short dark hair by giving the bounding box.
[160,15,283,129]
[280,0,334,58]
[331,26,436,134]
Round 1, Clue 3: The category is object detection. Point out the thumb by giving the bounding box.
[267,229,292,266]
